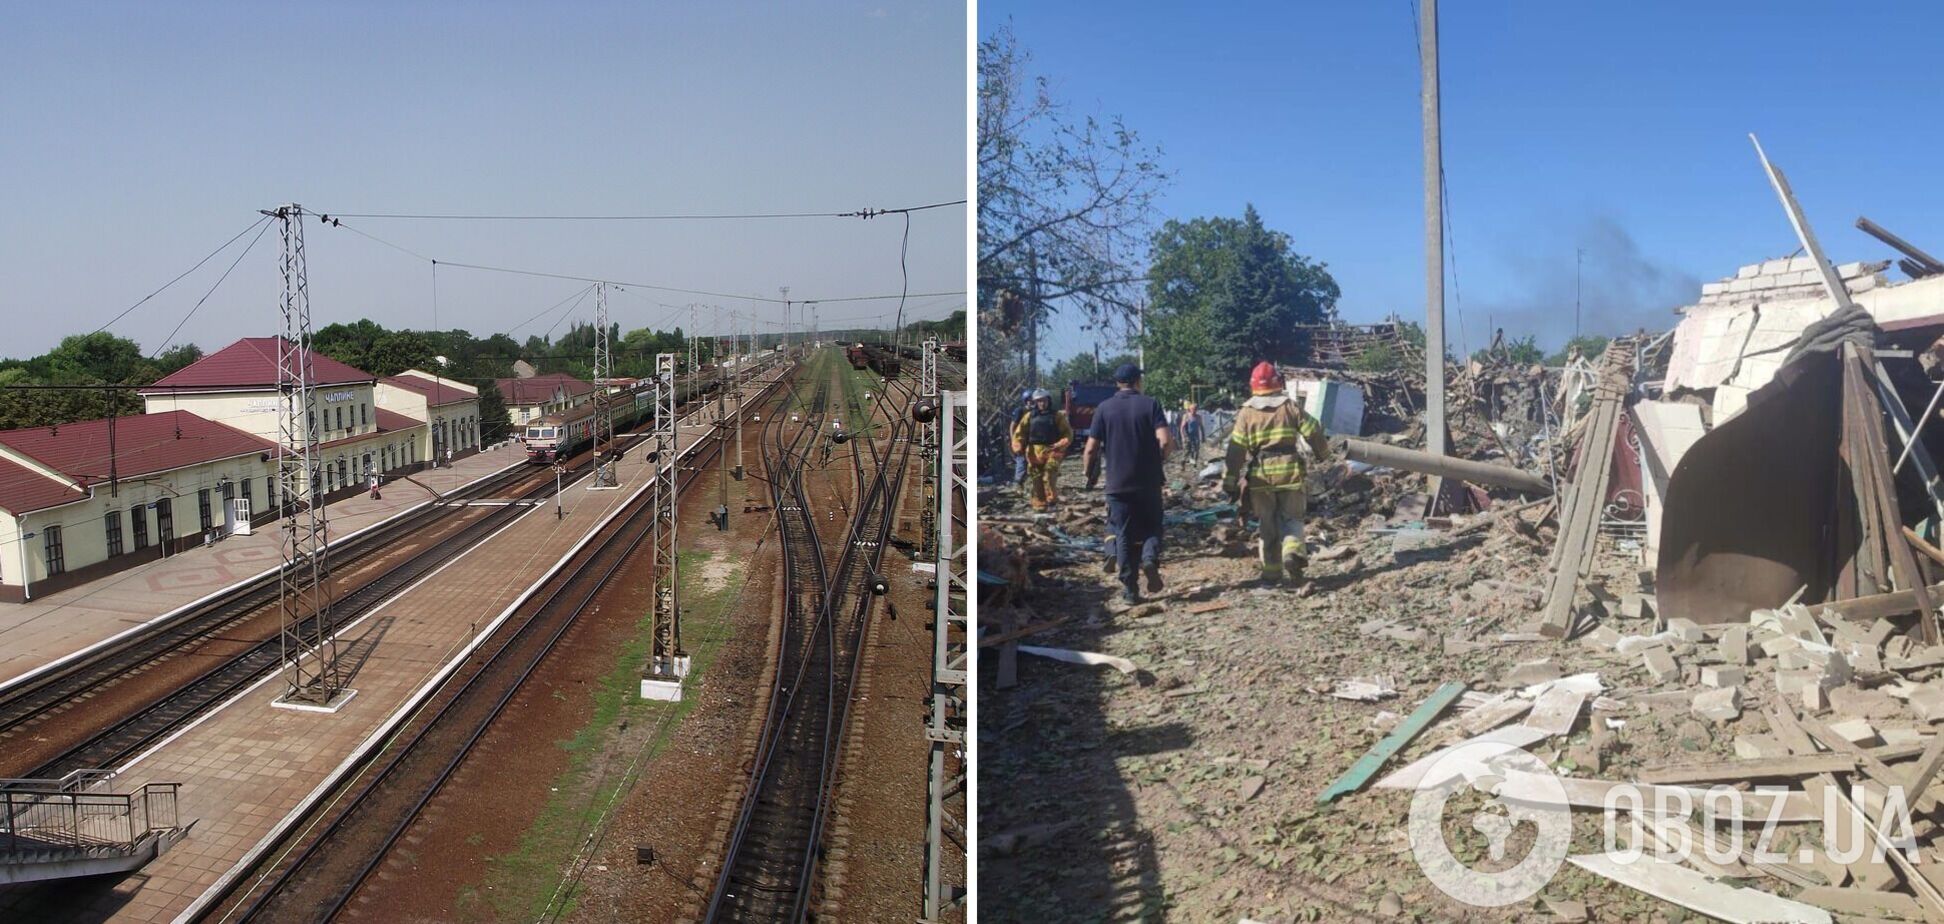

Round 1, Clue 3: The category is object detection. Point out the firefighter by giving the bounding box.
[1222,362,1332,584]
[1010,388,1073,511]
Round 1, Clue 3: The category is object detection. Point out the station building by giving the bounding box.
[0,411,277,601]
[141,338,427,499]
[495,372,594,426]
[376,369,481,461]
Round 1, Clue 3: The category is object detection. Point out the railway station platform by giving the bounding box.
[1,372,785,923]
[0,444,527,691]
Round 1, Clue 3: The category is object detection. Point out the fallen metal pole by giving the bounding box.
[1857,216,1944,276]
[1342,438,1553,496]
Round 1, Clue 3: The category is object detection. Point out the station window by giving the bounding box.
[43,526,64,577]
[336,406,345,431]
[132,506,149,551]
[362,403,369,427]
[156,499,174,546]
[105,510,124,557]
[198,488,212,531]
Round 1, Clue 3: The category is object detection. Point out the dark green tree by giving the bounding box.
[1044,350,1133,389]
[476,381,511,444]
[1141,205,1339,404]
[365,330,435,377]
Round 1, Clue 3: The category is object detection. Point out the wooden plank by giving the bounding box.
[1375,724,1550,791]
[1798,712,1942,813]
[1491,772,1820,822]
[1638,753,1857,784]
[1907,526,1944,572]
[1810,581,1944,622]
[1522,685,1590,736]
[1795,886,1924,921]
[1904,729,1944,804]
[1568,852,1832,924]
[978,616,1070,648]
[1852,347,1941,642]
[1769,706,1902,893]
[1318,681,1467,804]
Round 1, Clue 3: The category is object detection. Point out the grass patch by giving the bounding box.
[478,546,749,922]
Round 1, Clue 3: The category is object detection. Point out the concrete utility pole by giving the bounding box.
[1421,0,1447,463]
[779,286,791,352]
[734,312,745,479]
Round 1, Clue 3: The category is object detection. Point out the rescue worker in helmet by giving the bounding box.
[1010,388,1073,511]
[1223,361,1332,584]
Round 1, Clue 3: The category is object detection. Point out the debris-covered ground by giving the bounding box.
[979,448,1944,923]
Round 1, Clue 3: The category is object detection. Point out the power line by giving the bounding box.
[88,215,273,336]
[311,199,965,221]
[310,211,963,305]
[153,218,276,359]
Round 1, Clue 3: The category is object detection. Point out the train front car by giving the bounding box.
[524,416,567,464]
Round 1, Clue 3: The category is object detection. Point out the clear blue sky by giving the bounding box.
[986,1,1944,368]
[0,1,967,359]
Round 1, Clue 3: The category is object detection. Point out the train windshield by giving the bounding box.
[528,427,557,440]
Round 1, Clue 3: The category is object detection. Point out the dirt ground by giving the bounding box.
[978,457,1796,924]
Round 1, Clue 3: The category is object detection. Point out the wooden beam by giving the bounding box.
[1318,681,1467,804]
[1638,753,1856,784]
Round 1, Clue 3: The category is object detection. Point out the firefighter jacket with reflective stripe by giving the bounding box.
[1013,408,1072,448]
[1224,394,1331,492]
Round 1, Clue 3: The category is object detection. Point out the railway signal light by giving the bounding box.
[870,574,889,596]
[913,399,937,423]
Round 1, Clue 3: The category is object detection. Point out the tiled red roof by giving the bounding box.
[0,457,83,516]
[0,411,277,514]
[494,373,594,407]
[382,372,475,407]
[141,337,374,393]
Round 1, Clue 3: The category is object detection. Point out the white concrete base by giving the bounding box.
[639,678,684,702]
[271,687,359,714]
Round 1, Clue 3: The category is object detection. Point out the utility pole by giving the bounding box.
[266,203,347,710]
[1575,247,1584,342]
[734,311,745,480]
[1421,0,1447,465]
[923,385,969,918]
[641,352,686,701]
[779,286,791,354]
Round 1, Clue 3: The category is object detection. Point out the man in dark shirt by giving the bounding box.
[1082,364,1172,604]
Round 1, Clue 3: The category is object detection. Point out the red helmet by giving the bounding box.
[1249,361,1284,394]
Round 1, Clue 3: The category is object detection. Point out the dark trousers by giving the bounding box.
[1106,488,1163,590]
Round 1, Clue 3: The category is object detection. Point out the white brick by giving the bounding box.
[1835,261,1866,278]
[1848,274,1881,294]
[1738,263,1762,279]
[1788,256,1817,273]
[1701,281,1729,296]
[1703,665,1745,688]
[1729,277,1756,293]
[1762,259,1791,275]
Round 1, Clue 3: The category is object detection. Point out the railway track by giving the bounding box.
[707,356,914,921]
[0,388,743,782]
[185,366,792,924]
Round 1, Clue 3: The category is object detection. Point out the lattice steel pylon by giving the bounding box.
[591,283,618,488]
[267,204,346,708]
[918,337,941,561]
[923,387,968,920]
[641,352,688,700]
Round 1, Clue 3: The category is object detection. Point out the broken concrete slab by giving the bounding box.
[1504,659,1563,687]
[1692,686,1742,723]
[1666,617,1705,642]
[1644,648,1680,683]
[1718,624,1750,666]
[1702,665,1745,689]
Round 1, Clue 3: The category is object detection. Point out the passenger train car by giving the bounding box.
[522,371,713,463]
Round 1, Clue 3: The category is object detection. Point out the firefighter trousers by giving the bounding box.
[1025,445,1063,508]
[1251,488,1309,579]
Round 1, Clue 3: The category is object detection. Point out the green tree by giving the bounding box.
[1141,205,1339,404]
[1475,334,1544,366]
[365,330,435,377]
[313,319,386,373]
[156,344,203,375]
[1044,350,1133,390]
[1548,334,1610,365]
[477,381,511,444]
